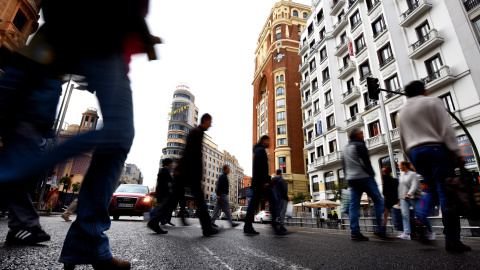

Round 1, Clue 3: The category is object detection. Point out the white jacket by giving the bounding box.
[398,171,421,199]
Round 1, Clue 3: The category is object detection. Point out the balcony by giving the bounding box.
[350,19,362,32]
[399,0,432,28]
[299,43,309,55]
[312,86,319,94]
[373,25,388,41]
[309,39,323,56]
[364,100,378,111]
[389,127,400,142]
[365,134,386,150]
[303,117,314,129]
[308,162,316,173]
[304,138,314,149]
[330,0,346,15]
[300,78,310,90]
[310,66,317,74]
[355,44,367,57]
[421,66,456,92]
[385,88,404,100]
[299,61,308,72]
[346,0,359,14]
[316,16,325,27]
[327,124,337,132]
[301,98,312,109]
[464,0,480,12]
[341,86,360,104]
[325,151,342,166]
[379,56,395,70]
[408,29,444,60]
[322,77,331,85]
[332,15,348,36]
[338,60,356,79]
[324,100,334,108]
[334,38,350,57]
[359,71,372,83]
[313,109,321,116]
[345,114,364,129]
[315,156,325,168]
[367,0,381,15]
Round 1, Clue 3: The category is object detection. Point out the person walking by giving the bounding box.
[381,167,403,235]
[176,113,220,236]
[167,169,189,226]
[397,161,435,240]
[244,135,287,236]
[272,169,289,232]
[211,165,239,228]
[147,158,175,234]
[342,127,386,241]
[399,80,471,252]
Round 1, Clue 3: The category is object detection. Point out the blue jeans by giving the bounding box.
[410,146,460,243]
[347,177,385,236]
[400,198,433,234]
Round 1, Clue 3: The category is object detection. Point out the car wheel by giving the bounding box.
[260,218,264,224]
[113,215,120,221]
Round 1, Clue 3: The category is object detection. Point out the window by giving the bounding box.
[349,104,359,117]
[338,169,346,186]
[280,75,284,81]
[277,111,286,121]
[359,61,371,80]
[439,92,455,112]
[317,145,324,157]
[293,10,299,17]
[425,54,443,75]
[416,21,430,40]
[324,171,334,183]
[390,111,399,129]
[276,76,279,82]
[261,113,265,122]
[312,78,319,90]
[327,114,335,129]
[276,32,281,40]
[354,35,366,54]
[372,16,386,38]
[407,0,419,9]
[340,32,347,44]
[276,99,285,108]
[303,12,308,19]
[329,140,337,153]
[322,67,330,83]
[310,39,316,49]
[276,87,285,96]
[84,116,89,127]
[342,55,350,67]
[279,157,287,173]
[385,75,400,91]
[277,125,286,134]
[277,138,287,146]
[325,90,332,104]
[320,47,327,61]
[366,0,378,11]
[260,124,265,135]
[368,120,381,137]
[317,9,324,23]
[346,78,355,91]
[12,10,28,32]
[320,27,326,40]
[312,175,319,192]
[378,43,393,67]
[314,99,320,112]
[350,11,361,28]
[310,59,316,71]
[475,17,480,34]
[308,23,314,35]
[310,152,315,163]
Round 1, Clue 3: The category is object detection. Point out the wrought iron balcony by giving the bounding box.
[332,15,348,36]
[385,88,403,100]
[322,76,331,85]
[379,56,395,69]
[421,66,456,92]
[330,0,346,15]
[367,0,381,14]
[338,60,356,79]
[299,61,308,72]
[408,29,444,59]
[327,124,336,131]
[359,72,372,83]
[364,101,378,111]
[373,25,387,40]
[345,114,364,128]
[464,0,480,11]
[341,86,360,104]
[355,44,367,56]
[334,38,350,56]
[399,0,432,27]
[350,19,362,32]
[324,100,333,108]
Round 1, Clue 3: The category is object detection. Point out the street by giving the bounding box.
[1,215,480,269]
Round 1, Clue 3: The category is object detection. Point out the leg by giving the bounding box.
[210,200,222,224]
[364,177,385,234]
[383,207,389,227]
[400,199,411,235]
[64,198,78,216]
[263,188,279,231]
[391,207,403,232]
[5,180,41,229]
[278,199,287,227]
[244,190,261,229]
[190,183,212,233]
[347,180,363,237]
[219,194,234,225]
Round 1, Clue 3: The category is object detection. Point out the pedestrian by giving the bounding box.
[147,158,175,234]
[167,169,189,226]
[211,165,240,228]
[176,113,221,236]
[332,211,338,226]
[342,127,386,240]
[61,198,78,222]
[272,169,289,232]
[399,80,471,252]
[397,161,435,240]
[244,135,287,236]
[381,167,403,235]
[0,0,159,268]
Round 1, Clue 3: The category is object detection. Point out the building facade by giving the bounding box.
[252,0,311,200]
[223,150,245,207]
[300,0,480,216]
[123,163,143,185]
[202,134,224,206]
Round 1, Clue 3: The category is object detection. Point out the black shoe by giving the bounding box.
[446,242,472,253]
[244,227,260,236]
[147,221,168,234]
[231,222,240,228]
[6,226,51,245]
[203,226,223,236]
[274,230,292,236]
[351,234,369,241]
[280,226,287,232]
[374,232,389,239]
[167,222,176,227]
[211,223,219,228]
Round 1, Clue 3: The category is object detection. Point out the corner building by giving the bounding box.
[300,0,480,216]
[252,1,311,198]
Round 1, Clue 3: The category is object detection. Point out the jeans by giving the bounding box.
[244,187,278,230]
[189,181,213,233]
[400,198,433,234]
[410,146,460,243]
[390,207,403,231]
[211,194,233,225]
[347,177,385,236]
[278,199,287,226]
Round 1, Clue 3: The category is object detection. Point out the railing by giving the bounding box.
[364,101,378,111]
[350,19,362,31]
[379,55,395,68]
[464,0,480,11]
[313,110,320,115]
[309,39,323,54]
[305,139,312,145]
[359,72,372,83]
[327,124,336,131]
[373,25,387,39]
[300,79,309,87]
[342,89,354,99]
[355,44,367,55]
[331,0,342,10]
[347,0,357,10]
[322,77,331,84]
[308,28,314,37]
[347,115,362,125]
[312,87,319,94]
[421,66,450,85]
[401,1,420,20]
[325,181,335,191]
[299,61,307,70]
[385,88,403,99]
[316,16,325,26]
[368,0,381,13]
[333,15,346,31]
[339,60,355,73]
[335,38,349,51]
[324,100,333,107]
[389,128,400,141]
[320,55,328,63]
[410,29,439,51]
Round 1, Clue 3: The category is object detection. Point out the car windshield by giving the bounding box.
[264,211,271,214]
[242,207,248,211]
[115,185,149,194]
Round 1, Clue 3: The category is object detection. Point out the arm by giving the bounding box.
[356,143,375,177]
[433,99,462,157]
[282,179,288,199]
[406,172,419,199]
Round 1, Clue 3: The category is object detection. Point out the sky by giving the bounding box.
[59,0,313,188]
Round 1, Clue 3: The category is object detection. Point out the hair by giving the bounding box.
[162,158,173,167]
[400,161,414,171]
[223,165,230,172]
[349,127,363,140]
[276,169,282,176]
[259,135,270,144]
[404,80,425,97]
[200,113,212,123]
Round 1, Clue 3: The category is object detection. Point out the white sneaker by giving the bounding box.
[397,233,411,240]
[428,232,436,240]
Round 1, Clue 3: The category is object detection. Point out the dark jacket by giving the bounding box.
[216,173,229,195]
[156,166,173,198]
[342,139,375,180]
[271,176,288,201]
[251,143,270,190]
[177,126,205,186]
[382,174,399,205]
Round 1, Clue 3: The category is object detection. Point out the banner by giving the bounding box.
[349,42,354,56]
[458,135,476,166]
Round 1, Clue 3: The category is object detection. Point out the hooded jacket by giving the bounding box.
[342,138,375,180]
[251,143,270,190]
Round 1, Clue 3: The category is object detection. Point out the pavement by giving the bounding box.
[1,215,480,269]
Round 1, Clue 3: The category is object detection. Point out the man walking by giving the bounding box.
[211,165,239,228]
[399,80,471,252]
[272,169,288,232]
[244,135,286,236]
[176,113,220,236]
[342,128,386,240]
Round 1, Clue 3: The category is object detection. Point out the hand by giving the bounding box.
[405,194,411,200]
[151,36,162,44]
[263,183,270,188]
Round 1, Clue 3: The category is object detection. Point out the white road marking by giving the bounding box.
[202,246,234,270]
[238,246,311,270]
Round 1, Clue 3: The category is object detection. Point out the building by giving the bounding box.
[202,134,224,206]
[123,163,143,185]
[300,0,480,216]
[0,0,42,69]
[252,0,311,202]
[223,150,244,207]
[238,176,252,205]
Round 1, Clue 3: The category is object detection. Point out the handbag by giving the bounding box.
[286,202,294,218]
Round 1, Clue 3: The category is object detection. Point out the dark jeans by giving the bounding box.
[410,145,460,243]
[244,187,278,230]
[189,182,212,233]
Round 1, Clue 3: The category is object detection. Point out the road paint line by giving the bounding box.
[238,246,311,270]
[181,230,190,236]
[202,246,234,270]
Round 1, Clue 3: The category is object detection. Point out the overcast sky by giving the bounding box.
[60,0,312,188]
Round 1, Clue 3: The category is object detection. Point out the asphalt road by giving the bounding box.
[1,215,480,269]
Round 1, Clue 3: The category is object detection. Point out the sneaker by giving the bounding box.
[61,214,71,222]
[231,222,240,228]
[244,227,260,236]
[203,226,223,237]
[397,233,411,240]
[147,221,168,234]
[6,226,51,245]
[351,234,369,241]
[428,232,436,240]
[167,222,176,227]
[445,242,472,253]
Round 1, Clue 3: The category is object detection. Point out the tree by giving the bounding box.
[59,176,72,193]
[292,193,312,204]
[331,183,348,202]
[71,182,81,193]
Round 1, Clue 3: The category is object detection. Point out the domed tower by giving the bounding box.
[79,107,99,133]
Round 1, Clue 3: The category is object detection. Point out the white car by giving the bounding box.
[232,206,248,221]
[254,211,272,224]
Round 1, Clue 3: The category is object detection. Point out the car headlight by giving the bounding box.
[141,197,152,202]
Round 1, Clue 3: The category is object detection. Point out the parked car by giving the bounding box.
[174,207,189,218]
[232,206,248,221]
[108,184,153,220]
[254,211,272,224]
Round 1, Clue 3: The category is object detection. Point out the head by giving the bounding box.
[259,135,270,148]
[276,169,282,176]
[404,80,426,98]
[381,167,391,176]
[200,113,212,130]
[162,158,173,168]
[349,127,364,141]
[223,165,230,174]
[400,161,413,172]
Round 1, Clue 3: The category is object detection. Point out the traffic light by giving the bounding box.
[367,77,380,100]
